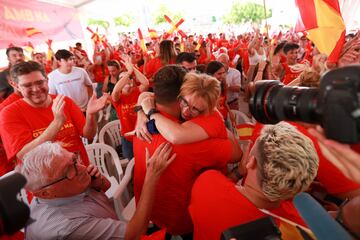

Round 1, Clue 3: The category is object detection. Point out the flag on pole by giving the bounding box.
[148,28,158,40]
[45,39,54,61]
[138,28,147,53]
[87,26,101,43]
[295,0,346,63]
[25,27,42,38]
[24,42,34,61]
[24,42,34,54]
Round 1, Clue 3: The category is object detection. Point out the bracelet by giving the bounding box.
[134,105,143,113]
[146,108,160,119]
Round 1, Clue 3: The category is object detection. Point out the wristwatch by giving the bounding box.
[146,108,160,119]
[133,105,143,113]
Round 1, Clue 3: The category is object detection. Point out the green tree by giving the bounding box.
[223,1,272,24]
[153,4,183,25]
[87,18,110,31]
[114,14,134,27]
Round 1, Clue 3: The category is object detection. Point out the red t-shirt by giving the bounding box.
[218,93,228,120]
[217,39,229,49]
[0,93,22,176]
[189,110,227,138]
[112,87,140,141]
[189,170,307,240]
[0,95,89,166]
[288,122,360,194]
[281,63,302,85]
[133,112,233,235]
[144,57,175,85]
[92,64,108,83]
[0,93,21,113]
[144,57,163,81]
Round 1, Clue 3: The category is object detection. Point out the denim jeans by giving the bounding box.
[121,137,134,160]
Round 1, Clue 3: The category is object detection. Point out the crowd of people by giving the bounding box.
[0,27,360,240]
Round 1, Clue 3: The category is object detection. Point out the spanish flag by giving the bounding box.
[236,123,255,140]
[148,28,158,40]
[137,28,147,53]
[25,27,42,38]
[295,0,345,63]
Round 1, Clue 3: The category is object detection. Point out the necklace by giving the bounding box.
[237,182,281,209]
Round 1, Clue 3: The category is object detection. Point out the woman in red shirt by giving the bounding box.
[144,40,177,87]
[111,59,149,159]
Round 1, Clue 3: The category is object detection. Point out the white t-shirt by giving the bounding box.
[226,67,241,102]
[48,67,93,111]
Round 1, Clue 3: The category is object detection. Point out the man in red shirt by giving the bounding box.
[133,65,238,238]
[189,122,319,240]
[280,43,307,85]
[0,61,109,166]
[0,88,21,176]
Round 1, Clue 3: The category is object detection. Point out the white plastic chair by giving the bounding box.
[99,120,122,149]
[113,158,135,221]
[85,143,124,198]
[98,120,129,168]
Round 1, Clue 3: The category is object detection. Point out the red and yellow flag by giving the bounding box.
[148,28,158,40]
[163,15,185,39]
[45,39,54,61]
[87,26,101,43]
[25,27,42,38]
[295,0,346,63]
[137,28,147,53]
[236,123,255,140]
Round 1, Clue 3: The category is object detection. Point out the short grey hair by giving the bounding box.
[216,53,230,62]
[253,122,319,201]
[16,142,68,191]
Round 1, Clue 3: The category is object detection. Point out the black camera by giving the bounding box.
[0,172,30,236]
[249,65,360,143]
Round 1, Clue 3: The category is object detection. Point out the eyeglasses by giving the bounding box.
[336,198,360,240]
[39,152,80,190]
[178,96,204,115]
[18,79,47,90]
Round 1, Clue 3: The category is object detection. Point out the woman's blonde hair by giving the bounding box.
[179,72,221,113]
[253,122,319,201]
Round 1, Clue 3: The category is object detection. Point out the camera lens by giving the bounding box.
[249,81,320,124]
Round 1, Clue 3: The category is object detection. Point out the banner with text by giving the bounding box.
[0,0,84,48]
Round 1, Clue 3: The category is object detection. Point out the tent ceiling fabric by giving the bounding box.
[37,0,95,8]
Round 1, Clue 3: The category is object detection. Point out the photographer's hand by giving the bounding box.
[308,126,360,184]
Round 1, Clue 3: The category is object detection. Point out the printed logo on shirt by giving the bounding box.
[32,127,46,138]
[32,122,75,138]
[58,78,82,85]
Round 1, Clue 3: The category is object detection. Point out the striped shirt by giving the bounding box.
[25,189,127,239]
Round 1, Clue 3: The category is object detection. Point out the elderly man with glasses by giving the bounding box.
[17,141,175,240]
